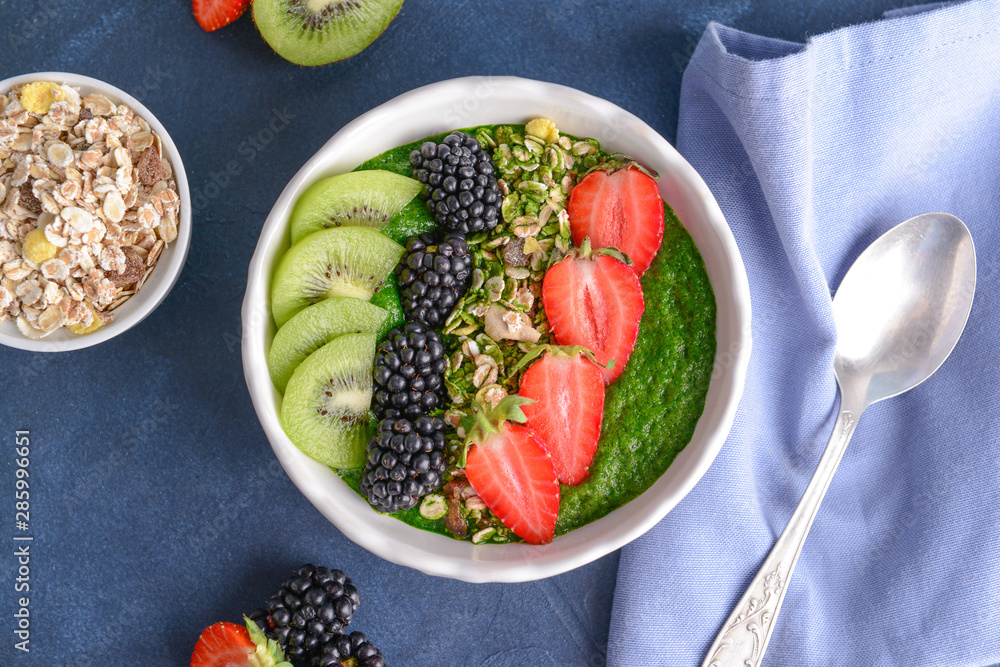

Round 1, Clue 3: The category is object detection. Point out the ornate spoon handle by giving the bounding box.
[702,399,864,667]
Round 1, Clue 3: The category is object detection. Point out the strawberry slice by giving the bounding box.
[568,163,664,276]
[542,240,645,384]
[518,347,605,485]
[191,623,254,667]
[462,397,560,545]
[193,0,250,32]
[191,619,290,667]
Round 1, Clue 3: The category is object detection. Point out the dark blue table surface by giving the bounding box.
[0,1,925,664]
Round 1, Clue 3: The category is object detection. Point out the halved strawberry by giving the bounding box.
[193,0,250,32]
[517,347,605,485]
[542,240,645,384]
[191,619,290,667]
[567,162,664,276]
[191,622,254,667]
[462,397,560,545]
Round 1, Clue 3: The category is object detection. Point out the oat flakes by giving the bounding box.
[0,81,181,338]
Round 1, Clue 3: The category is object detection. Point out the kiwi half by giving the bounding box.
[270,226,404,327]
[253,0,405,66]
[281,332,376,468]
[268,296,388,393]
[289,170,421,245]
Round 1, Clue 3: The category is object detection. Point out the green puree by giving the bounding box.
[557,213,716,533]
[340,129,717,539]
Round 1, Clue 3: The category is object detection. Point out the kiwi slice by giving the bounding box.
[269,296,388,393]
[253,0,405,66]
[289,170,421,245]
[281,332,376,468]
[270,226,404,328]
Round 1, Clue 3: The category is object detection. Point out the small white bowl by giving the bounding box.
[0,72,191,352]
[242,76,752,582]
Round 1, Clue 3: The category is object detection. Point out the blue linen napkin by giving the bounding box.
[608,2,1000,665]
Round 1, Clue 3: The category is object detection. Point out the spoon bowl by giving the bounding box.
[833,213,977,407]
[704,212,976,667]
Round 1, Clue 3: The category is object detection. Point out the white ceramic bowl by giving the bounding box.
[243,76,751,582]
[0,72,191,352]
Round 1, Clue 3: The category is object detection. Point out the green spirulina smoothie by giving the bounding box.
[338,126,716,540]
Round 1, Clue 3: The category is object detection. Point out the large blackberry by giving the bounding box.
[249,564,360,666]
[313,631,386,667]
[396,232,472,328]
[360,416,447,514]
[409,131,502,235]
[371,323,447,421]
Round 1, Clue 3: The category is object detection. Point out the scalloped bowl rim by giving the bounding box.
[0,71,191,353]
[242,76,751,583]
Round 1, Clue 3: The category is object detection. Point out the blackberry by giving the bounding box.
[313,631,386,667]
[371,323,447,421]
[249,564,360,666]
[396,232,472,328]
[360,416,447,514]
[409,131,502,235]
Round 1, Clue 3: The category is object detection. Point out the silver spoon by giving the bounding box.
[703,212,976,667]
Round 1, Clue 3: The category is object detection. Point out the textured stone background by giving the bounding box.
[0,0,923,663]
